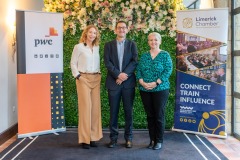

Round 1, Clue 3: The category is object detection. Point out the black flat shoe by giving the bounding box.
[153,143,162,150]
[90,141,98,147]
[147,141,154,149]
[108,141,117,148]
[82,143,90,149]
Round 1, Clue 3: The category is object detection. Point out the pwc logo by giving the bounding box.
[34,27,59,47]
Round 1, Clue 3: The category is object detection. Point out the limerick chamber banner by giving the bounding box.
[173,8,228,138]
[16,10,66,138]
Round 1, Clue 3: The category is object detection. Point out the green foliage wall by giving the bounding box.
[63,28,176,129]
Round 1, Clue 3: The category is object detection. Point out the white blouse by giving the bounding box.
[70,43,100,78]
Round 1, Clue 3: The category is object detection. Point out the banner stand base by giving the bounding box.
[18,128,66,139]
[172,127,227,139]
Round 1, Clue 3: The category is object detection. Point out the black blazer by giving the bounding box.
[104,39,138,90]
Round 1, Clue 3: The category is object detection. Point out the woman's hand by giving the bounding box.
[139,79,158,90]
[144,82,157,90]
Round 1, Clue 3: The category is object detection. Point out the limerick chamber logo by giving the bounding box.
[45,27,58,37]
[183,18,193,28]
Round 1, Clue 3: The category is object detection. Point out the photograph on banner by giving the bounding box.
[176,32,223,56]
[187,64,226,86]
[177,48,227,72]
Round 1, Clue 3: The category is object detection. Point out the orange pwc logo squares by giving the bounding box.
[45,27,58,37]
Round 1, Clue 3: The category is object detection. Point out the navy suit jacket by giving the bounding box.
[104,39,138,90]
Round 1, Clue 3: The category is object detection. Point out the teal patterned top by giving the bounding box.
[136,50,173,92]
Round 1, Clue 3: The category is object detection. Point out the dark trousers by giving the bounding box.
[140,89,169,143]
[108,87,135,142]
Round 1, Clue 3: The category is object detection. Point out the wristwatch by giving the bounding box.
[76,74,81,79]
[156,80,160,86]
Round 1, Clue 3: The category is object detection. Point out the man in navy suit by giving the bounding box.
[104,21,138,148]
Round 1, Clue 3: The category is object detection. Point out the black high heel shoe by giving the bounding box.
[82,143,90,149]
[147,141,154,149]
[90,141,98,147]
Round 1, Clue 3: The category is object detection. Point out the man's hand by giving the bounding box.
[118,73,128,81]
[116,79,123,85]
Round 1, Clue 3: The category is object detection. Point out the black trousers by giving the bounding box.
[108,87,135,142]
[140,89,169,143]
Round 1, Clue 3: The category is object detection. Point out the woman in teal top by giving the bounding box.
[136,32,173,150]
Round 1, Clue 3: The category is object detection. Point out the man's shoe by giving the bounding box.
[147,141,154,149]
[153,143,162,150]
[90,141,98,147]
[108,141,117,148]
[125,140,132,148]
[82,143,90,149]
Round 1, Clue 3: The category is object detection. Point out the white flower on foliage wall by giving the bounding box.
[43,0,185,37]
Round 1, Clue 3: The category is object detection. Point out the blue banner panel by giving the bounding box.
[50,73,65,129]
[174,71,226,136]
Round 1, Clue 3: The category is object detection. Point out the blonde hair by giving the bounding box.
[148,32,162,42]
[79,25,100,46]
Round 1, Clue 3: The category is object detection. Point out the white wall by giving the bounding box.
[0,0,44,134]
[0,0,9,134]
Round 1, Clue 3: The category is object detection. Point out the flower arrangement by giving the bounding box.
[43,0,185,37]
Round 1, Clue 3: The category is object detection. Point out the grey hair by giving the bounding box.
[148,32,162,42]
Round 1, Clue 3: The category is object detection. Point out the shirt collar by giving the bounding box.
[116,39,125,45]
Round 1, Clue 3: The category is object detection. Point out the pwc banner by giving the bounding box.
[173,9,228,138]
[16,10,65,138]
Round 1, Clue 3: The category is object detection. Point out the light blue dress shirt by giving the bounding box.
[117,40,125,72]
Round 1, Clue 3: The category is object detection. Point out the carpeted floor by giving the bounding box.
[0,129,228,160]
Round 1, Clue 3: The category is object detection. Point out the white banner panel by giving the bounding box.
[25,11,63,74]
[176,8,228,43]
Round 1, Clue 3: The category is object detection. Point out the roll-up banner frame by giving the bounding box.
[173,8,228,138]
[16,10,66,138]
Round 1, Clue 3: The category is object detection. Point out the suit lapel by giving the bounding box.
[122,40,129,70]
[113,40,120,70]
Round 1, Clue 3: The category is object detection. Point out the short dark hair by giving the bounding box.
[115,21,128,29]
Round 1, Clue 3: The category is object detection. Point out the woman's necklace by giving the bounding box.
[86,43,93,53]
[150,49,161,59]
